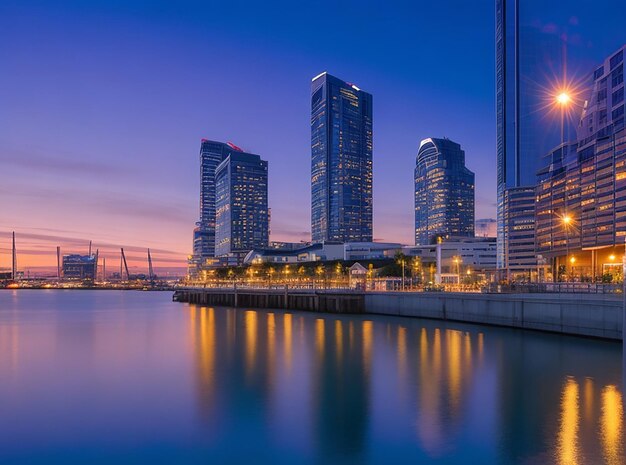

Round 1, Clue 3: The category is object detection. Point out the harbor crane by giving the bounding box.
[120,248,130,281]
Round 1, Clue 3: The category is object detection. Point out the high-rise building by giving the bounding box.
[414,138,475,245]
[495,0,624,279]
[215,150,269,263]
[495,0,565,277]
[311,72,373,243]
[190,140,245,273]
[535,46,626,281]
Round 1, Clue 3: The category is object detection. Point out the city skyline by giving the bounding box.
[2,0,625,273]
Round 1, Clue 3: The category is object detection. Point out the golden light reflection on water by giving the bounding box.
[584,378,594,423]
[335,320,343,363]
[397,326,407,382]
[362,321,372,372]
[245,311,257,378]
[315,318,325,358]
[600,385,624,465]
[417,327,443,454]
[446,329,462,412]
[267,313,276,381]
[283,313,292,372]
[557,377,580,465]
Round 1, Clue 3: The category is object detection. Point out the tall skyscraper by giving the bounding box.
[215,150,269,262]
[190,140,247,273]
[311,72,373,243]
[494,0,624,279]
[414,138,475,245]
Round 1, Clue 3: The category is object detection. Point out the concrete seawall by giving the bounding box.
[365,292,623,340]
[174,289,624,341]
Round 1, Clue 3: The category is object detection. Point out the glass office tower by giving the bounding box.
[311,72,373,243]
[414,138,475,245]
[495,0,624,279]
[190,140,247,274]
[215,151,269,262]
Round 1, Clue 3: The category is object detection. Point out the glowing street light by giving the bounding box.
[556,91,571,106]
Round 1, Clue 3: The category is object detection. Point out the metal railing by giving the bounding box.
[482,282,622,294]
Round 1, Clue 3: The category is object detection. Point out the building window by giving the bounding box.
[612,105,624,121]
[612,66,624,88]
[613,87,624,106]
[594,66,605,80]
[610,50,624,71]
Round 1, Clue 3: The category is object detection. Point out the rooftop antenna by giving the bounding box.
[94,249,99,281]
[88,240,92,257]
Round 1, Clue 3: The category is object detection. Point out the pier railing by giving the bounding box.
[482,282,622,294]
[179,281,622,295]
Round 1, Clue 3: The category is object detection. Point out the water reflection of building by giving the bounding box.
[188,307,373,460]
[413,327,489,456]
[312,318,371,463]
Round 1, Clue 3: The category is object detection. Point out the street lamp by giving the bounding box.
[562,214,573,281]
[556,88,573,281]
[556,92,571,106]
[453,257,461,288]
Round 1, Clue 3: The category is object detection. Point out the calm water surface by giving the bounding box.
[0,290,624,464]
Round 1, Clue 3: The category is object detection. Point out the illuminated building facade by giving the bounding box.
[190,140,246,273]
[536,46,626,280]
[215,150,269,263]
[62,254,97,280]
[502,186,537,279]
[495,0,625,279]
[414,138,475,245]
[311,72,373,243]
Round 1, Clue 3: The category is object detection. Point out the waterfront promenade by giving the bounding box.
[173,287,624,341]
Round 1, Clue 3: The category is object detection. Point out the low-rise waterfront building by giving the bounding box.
[404,236,497,282]
[62,254,97,280]
[243,241,402,265]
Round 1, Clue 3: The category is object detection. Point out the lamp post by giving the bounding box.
[453,257,461,289]
[556,90,572,282]
[562,214,572,281]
